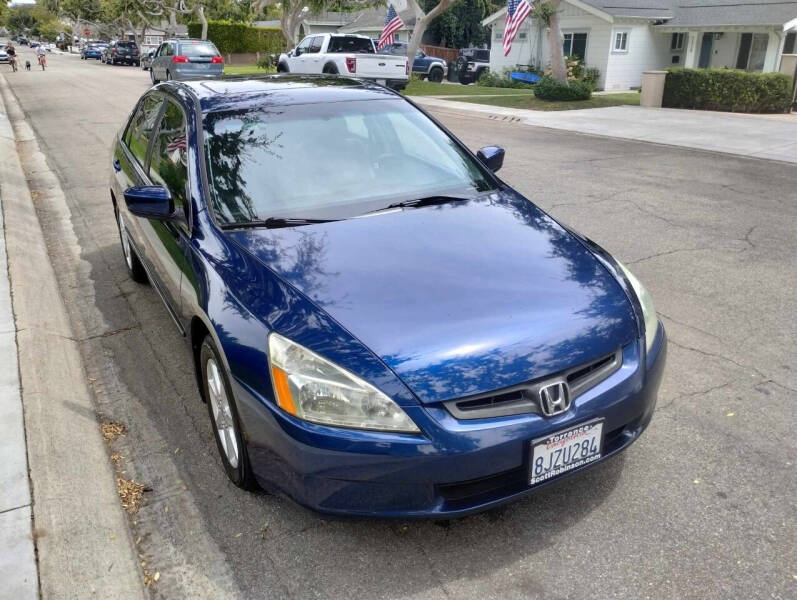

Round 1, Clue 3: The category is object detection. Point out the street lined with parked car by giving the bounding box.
[1,52,794,599]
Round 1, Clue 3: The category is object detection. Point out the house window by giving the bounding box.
[671,32,685,51]
[563,32,588,59]
[613,31,628,52]
[495,30,503,41]
[518,32,527,40]
[736,33,769,71]
[785,32,796,54]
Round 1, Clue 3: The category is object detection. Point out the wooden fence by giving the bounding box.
[420,44,459,64]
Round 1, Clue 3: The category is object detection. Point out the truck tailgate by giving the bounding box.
[354,53,408,81]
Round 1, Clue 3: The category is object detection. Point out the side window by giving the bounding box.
[124,95,163,167]
[296,37,311,55]
[149,100,189,222]
[309,36,323,53]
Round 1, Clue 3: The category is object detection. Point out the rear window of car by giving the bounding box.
[117,41,137,49]
[179,41,219,57]
[327,36,374,54]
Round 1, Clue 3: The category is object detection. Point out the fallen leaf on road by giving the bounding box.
[693,479,701,484]
[117,477,146,513]
[101,421,127,442]
[726,412,735,417]
[153,572,160,582]
[235,532,242,538]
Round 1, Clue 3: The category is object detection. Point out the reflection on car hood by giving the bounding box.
[227,190,637,404]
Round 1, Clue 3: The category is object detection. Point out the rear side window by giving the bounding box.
[179,41,219,57]
[124,96,162,167]
[149,101,189,222]
[327,36,374,54]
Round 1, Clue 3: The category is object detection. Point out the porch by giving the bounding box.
[654,25,797,73]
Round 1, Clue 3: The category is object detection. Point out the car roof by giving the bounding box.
[166,75,401,112]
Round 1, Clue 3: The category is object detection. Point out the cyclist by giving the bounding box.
[6,42,18,71]
[36,44,47,69]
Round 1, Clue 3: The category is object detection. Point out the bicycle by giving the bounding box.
[38,54,46,70]
[9,55,18,72]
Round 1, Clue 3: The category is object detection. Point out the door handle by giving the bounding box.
[113,159,122,172]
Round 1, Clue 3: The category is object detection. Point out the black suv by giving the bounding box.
[102,40,140,66]
[454,47,490,85]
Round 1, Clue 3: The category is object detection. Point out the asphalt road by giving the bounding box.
[3,47,795,600]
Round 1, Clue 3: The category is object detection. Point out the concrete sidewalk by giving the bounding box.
[0,84,37,599]
[413,97,797,164]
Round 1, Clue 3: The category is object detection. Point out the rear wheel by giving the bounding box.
[166,70,172,81]
[200,336,257,490]
[115,207,147,283]
[322,63,338,75]
[428,66,443,83]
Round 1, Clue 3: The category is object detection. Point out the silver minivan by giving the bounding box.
[150,39,223,83]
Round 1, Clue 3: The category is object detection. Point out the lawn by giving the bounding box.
[224,65,276,75]
[449,92,641,111]
[403,80,535,96]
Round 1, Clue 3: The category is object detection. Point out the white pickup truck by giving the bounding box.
[277,33,409,90]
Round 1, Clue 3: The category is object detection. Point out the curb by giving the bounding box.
[0,75,147,600]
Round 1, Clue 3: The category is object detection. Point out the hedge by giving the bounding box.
[533,76,592,101]
[187,21,285,55]
[663,68,793,113]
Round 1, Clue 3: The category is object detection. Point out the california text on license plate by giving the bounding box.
[529,420,604,485]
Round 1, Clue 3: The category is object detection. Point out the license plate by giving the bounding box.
[377,79,386,85]
[529,420,603,486]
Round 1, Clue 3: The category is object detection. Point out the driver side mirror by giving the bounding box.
[124,185,174,219]
[293,47,302,57]
[477,146,505,173]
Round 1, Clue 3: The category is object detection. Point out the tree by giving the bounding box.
[404,0,457,64]
[424,0,489,49]
[531,0,566,82]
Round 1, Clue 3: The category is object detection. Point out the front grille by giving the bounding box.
[444,349,622,420]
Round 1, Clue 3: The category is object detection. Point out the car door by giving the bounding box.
[155,43,170,79]
[306,36,323,73]
[288,37,312,71]
[139,98,192,319]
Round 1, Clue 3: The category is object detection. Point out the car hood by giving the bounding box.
[226,191,637,404]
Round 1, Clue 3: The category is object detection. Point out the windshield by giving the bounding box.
[327,36,374,54]
[203,99,495,225]
[180,41,219,56]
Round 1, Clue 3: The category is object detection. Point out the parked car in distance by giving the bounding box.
[110,75,666,517]
[0,49,8,64]
[455,47,490,84]
[103,40,140,66]
[82,43,107,60]
[18,37,29,46]
[382,42,447,82]
[29,40,40,48]
[140,50,155,70]
[278,33,409,90]
[149,39,223,83]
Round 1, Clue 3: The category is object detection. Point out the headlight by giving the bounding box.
[268,333,419,433]
[617,262,659,353]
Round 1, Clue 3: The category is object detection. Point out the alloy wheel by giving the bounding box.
[206,357,239,468]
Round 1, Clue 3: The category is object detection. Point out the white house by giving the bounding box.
[300,8,416,43]
[482,0,797,90]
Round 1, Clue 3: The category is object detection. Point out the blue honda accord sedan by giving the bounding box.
[110,75,666,517]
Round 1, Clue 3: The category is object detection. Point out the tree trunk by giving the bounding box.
[280,2,307,49]
[547,1,567,83]
[405,0,453,63]
[195,5,208,40]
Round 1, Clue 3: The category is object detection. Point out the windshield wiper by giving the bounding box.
[367,195,469,214]
[222,217,338,230]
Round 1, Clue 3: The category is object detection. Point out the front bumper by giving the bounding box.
[235,326,667,518]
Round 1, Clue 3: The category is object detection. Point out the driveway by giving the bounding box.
[2,50,796,600]
[414,98,797,164]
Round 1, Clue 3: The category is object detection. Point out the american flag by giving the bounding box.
[377,4,404,51]
[503,0,532,57]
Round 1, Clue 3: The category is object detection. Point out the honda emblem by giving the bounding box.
[539,382,571,416]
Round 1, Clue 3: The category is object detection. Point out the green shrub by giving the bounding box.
[663,68,792,113]
[188,21,285,55]
[533,76,592,101]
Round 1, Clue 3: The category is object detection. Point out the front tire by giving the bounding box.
[151,69,159,84]
[200,336,257,490]
[277,61,288,73]
[115,208,147,283]
[166,70,172,81]
[428,66,444,83]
